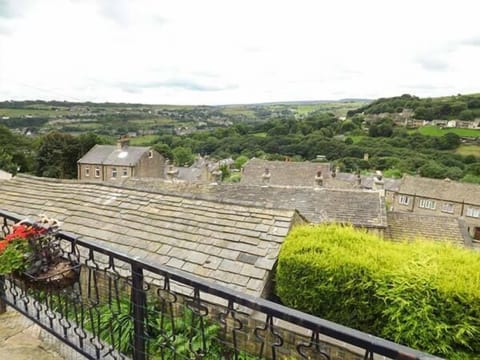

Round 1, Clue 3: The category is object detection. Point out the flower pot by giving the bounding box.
[14,258,81,290]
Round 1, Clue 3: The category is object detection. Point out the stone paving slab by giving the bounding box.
[0,308,63,360]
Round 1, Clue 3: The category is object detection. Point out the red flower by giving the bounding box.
[0,223,47,255]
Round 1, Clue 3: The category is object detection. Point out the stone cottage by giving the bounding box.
[77,136,165,181]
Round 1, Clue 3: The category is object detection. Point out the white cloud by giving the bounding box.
[1,0,480,104]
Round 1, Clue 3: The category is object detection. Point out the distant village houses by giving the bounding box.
[77,136,165,181]
[389,175,480,241]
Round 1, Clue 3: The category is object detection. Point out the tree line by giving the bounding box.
[1,109,479,183]
[348,93,480,121]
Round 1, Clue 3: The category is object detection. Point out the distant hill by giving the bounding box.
[347,93,480,121]
[0,98,367,136]
[224,99,372,106]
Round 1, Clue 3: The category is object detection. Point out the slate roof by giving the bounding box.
[77,144,151,166]
[334,172,401,192]
[112,178,388,229]
[205,186,387,229]
[0,170,12,180]
[386,211,472,246]
[397,175,480,205]
[241,159,331,187]
[0,175,299,298]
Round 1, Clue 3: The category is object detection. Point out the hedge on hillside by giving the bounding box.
[275,224,480,358]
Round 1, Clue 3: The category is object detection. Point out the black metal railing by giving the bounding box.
[0,209,441,360]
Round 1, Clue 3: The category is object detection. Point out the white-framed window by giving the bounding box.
[84,167,90,177]
[148,150,153,158]
[419,199,436,210]
[112,167,117,178]
[95,167,100,178]
[122,167,128,177]
[398,195,409,205]
[466,207,480,218]
[441,202,454,214]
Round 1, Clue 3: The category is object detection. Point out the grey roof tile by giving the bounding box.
[397,175,480,205]
[0,175,296,298]
[241,159,331,187]
[78,144,151,166]
[240,264,264,279]
[386,211,468,245]
[114,180,387,229]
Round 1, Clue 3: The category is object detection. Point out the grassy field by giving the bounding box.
[0,107,71,117]
[221,107,256,118]
[130,135,158,145]
[349,135,366,143]
[455,144,480,157]
[252,132,267,138]
[415,125,480,137]
[294,101,366,115]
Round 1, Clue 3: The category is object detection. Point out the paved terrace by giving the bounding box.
[0,175,302,298]
[0,308,63,360]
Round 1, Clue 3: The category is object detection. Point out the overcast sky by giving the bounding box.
[1,0,480,105]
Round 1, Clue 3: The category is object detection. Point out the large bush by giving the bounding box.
[275,224,480,358]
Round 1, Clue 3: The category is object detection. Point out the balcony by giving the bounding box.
[0,210,440,360]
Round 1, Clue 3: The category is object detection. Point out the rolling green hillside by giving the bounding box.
[348,93,480,121]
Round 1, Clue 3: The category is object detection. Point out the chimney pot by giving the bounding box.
[262,168,271,186]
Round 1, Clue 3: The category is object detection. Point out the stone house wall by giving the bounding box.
[134,150,165,178]
[390,192,480,240]
[77,151,165,181]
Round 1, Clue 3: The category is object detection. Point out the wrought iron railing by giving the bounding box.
[0,209,441,360]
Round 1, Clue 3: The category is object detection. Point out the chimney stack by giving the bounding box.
[356,171,362,186]
[262,168,271,186]
[373,170,385,195]
[166,164,179,182]
[314,169,323,188]
[117,135,130,150]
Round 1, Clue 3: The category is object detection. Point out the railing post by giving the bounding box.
[0,275,6,314]
[131,264,146,360]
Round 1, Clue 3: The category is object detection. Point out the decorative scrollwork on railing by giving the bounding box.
[364,349,374,360]
[297,331,331,359]
[1,216,10,237]
[219,299,244,360]
[186,288,210,359]
[154,276,178,359]
[0,210,442,360]
[254,314,284,360]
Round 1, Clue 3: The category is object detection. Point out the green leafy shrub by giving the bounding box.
[275,224,480,358]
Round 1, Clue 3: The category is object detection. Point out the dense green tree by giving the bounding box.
[368,120,393,137]
[434,133,461,150]
[0,125,34,173]
[0,149,17,174]
[234,155,249,169]
[35,131,80,179]
[172,146,194,166]
[77,132,107,157]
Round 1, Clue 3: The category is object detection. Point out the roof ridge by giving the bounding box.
[10,174,296,216]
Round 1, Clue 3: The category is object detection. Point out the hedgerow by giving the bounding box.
[275,224,480,358]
